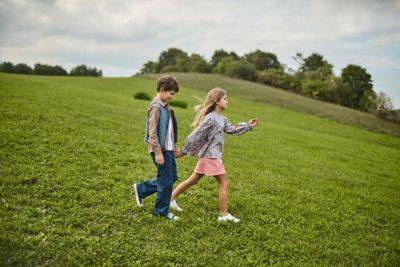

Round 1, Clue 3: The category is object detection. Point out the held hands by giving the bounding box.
[248,118,259,128]
[174,147,185,158]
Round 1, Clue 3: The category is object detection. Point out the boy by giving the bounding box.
[133,75,180,221]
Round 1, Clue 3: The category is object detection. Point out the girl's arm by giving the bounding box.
[181,116,216,155]
[224,117,252,135]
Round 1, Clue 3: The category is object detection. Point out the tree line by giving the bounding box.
[140,48,398,123]
[0,62,102,77]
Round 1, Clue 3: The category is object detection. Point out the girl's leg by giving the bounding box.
[214,174,229,216]
[171,172,204,200]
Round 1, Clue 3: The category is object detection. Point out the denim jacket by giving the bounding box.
[144,98,177,155]
[181,111,251,158]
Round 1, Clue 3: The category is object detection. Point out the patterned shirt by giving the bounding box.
[181,111,251,158]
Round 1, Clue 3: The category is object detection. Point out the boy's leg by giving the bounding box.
[136,178,157,199]
[135,153,158,200]
[153,151,177,217]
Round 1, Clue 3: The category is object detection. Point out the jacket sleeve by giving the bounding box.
[224,117,251,136]
[148,105,162,155]
[181,116,216,154]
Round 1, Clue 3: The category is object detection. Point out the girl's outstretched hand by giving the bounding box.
[249,118,259,128]
[174,148,184,158]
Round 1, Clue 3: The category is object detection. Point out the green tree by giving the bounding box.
[213,57,256,81]
[70,64,102,76]
[187,54,210,73]
[140,61,159,74]
[213,57,236,75]
[210,49,230,67]
[375,92,393,119]
[301,53,333,73]
[341,64,373,109]
[158,48,189,72]
[257,68,298,91]
[33,63,68,76]
[301,78,329,99]
[244,49,281,70]
[228,51,240,60]
[359,89,377,113]
[0,62,14,73]
[14,63,33,74]
[159,65,180,73]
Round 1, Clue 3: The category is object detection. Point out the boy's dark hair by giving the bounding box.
[157,75,179,92]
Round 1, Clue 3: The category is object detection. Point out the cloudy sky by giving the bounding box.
[1,0,399,108]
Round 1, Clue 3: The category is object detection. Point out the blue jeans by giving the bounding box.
[136,151,178,217]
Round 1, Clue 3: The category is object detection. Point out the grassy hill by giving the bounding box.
[141,73,400,137]
[1,73,399,265]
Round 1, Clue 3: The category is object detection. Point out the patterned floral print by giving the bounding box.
[181,111,251,158]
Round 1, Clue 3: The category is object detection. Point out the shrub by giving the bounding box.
[134,92,151,100]
[257,68,298,91]
[301,78,329,99]
[213,57,257,81]
[0,62,14,73]
[14,63,33,74]
[33,63,68,76]
[228,60,257,81]
[70,64,102,77]
[160,65,180,73]
[170,100,188,109]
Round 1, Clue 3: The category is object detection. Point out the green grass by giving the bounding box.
[140,73,400,137]
[1,73,399,265]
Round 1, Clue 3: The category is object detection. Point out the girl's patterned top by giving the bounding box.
[181,111,251,158]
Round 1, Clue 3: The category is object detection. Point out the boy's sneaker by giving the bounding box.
[169,199,183,212]
[166,212,179,221]
[218,213,240,223]
[133,183,143,208]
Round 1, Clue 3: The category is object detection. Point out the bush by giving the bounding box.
[160,65,180,73]
[0,62,14,73]
[257,68,298,91]
[213,57,257,81]
[33,63,68,76]
[140,61,159,74]
[169,100,188,109]
[244,49,281,70]
[228,60,257,81]
[14,63,33,74]
[134,92,151,100]
[301,78,329,99]
[70,64,102,77]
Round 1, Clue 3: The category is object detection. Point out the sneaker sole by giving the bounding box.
[218,217,240,223]
[170,205,183,212]
[133,183,143,208]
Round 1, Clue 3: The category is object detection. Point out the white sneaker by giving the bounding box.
[218,213,240,223]
[170,199,183,212]
[167,212,179,221]
[133,183,143,208]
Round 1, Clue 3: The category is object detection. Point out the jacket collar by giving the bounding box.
[153,97,169,108]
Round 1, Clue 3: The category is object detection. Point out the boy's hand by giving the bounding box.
[249,118,259,128]
[155,153,164,165]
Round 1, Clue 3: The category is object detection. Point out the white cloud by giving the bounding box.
[1,0,400,107]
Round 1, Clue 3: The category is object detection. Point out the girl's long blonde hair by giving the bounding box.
[192,87,227,127]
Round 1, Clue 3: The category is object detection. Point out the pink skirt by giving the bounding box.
[194,158,226,176]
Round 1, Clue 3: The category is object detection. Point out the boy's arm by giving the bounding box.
[148,105,162,156]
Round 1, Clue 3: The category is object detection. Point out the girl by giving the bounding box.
[172,87,258,223]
